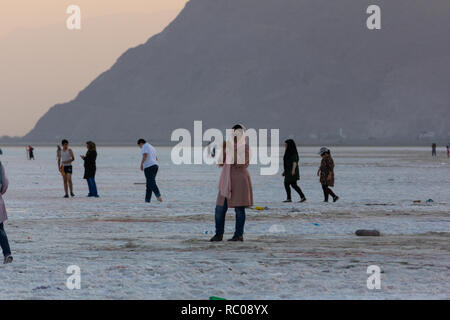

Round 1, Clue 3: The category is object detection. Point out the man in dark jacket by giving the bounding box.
[81,141,99,197]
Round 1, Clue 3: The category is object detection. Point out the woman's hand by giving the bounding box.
[80,155,85,160]
[291,162,297,177]
[317,169,320,177]
[282,171,285,176]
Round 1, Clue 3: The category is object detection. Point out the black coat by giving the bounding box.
[83,150,97,179]
[283,153,300,183]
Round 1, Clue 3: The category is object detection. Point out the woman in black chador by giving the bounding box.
[282,139,306,203]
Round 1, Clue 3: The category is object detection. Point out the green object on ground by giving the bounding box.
[209,296,227,300]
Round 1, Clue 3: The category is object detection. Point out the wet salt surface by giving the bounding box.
[0,146,449,299]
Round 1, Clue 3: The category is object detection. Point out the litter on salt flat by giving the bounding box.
[413,200,421,204]
[253,206,265,211]
[426,199,434,203]
[312,223,320,226]
[32,286,50,291]
[210,296,227,300]
[355,229,381,237]
[268,224,286,233]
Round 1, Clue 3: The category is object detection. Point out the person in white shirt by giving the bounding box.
[58,139,75,198]
[137,139,162,203]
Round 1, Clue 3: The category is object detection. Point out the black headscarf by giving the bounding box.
[284,139,299,160]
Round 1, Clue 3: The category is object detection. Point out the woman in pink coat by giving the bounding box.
[210,124,253,242]
[0,161,13,264]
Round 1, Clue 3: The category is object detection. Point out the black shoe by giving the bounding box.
[299,198,307,203]
[333,196,339,203]
[210,234,223,242]
[64,195,69,198]
[70,193,75,197]
[283,199,292,203]
[228,235,244,242]
[3,255,13,264]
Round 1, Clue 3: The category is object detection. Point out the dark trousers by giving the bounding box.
[86,178,98,197]
[215,199,246,237]
[284,181,305,200]
[322,184,337,202]
[0,223,11,257]
[144,165,161,202]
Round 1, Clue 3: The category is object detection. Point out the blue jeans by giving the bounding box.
[86,178,98,197]
[215,199,246,237]
[0,223,11,257]
[144,165,161,202]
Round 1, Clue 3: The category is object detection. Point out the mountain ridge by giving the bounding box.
[19,0,450,145]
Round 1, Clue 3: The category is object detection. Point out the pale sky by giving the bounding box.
[0,0,188,136]
[0,0,188,36]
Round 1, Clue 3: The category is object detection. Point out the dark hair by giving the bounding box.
[284,139,299,159]
[137,139,146,145]
[61,139,69,145]
[232,124,243,131]
[86,141,96,151]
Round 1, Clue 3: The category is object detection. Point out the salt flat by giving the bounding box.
[0,146,449,299]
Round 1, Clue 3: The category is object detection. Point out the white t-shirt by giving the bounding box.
[141,143,158,169]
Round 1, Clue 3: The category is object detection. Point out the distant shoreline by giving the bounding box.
[0,143,447,149]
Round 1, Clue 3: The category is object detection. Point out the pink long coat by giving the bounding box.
[216,144,254,208]
[0,164,9,223]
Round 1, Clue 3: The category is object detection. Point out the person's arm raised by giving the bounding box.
[235,145,250,168]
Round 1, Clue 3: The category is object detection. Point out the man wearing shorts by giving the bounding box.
[58,139,75,198]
